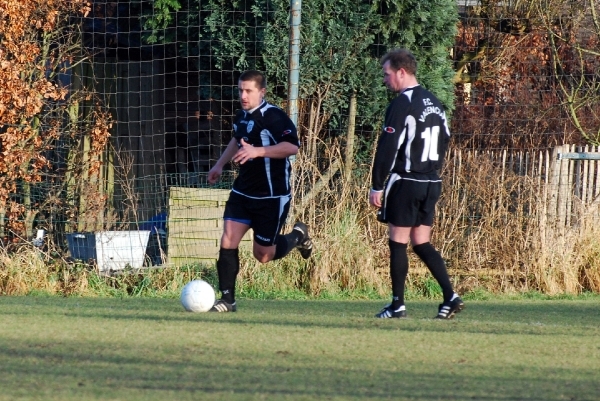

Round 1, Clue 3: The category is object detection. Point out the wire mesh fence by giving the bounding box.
[2,0,600,277]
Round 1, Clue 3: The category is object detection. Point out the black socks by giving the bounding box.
[273,230,302,260]
[216,248,239,304]
[413,242,454,302]
[389,240,409,309]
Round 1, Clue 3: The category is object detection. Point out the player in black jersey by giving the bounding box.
[207,70,313,312]
[369,49,464,319]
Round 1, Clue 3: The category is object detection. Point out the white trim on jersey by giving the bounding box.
[403,88,414,102]
[396,176,442,183]
[442,111,451,138]
[260,129,274,196]
[231,189,291,200]
[271,195,291,241]
[389,123,407,178]
[260,103,276,115]
[284,157,291,193]
[404,115,417,172]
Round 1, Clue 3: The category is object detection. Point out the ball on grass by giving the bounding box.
[180,279,216,312]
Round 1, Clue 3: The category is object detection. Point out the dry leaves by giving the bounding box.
[0,0,110,238]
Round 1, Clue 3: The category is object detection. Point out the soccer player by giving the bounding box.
[207,70,313,312]
[369,49,464,319]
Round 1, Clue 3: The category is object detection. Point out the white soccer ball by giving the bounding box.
[180,279,216,312]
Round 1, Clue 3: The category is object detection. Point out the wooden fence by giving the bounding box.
[160,144,600,266]
[445,144,600,229]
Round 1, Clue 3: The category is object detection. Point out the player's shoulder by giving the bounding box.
[261,102,295,127]
[414,86,444,107]
[259,101,287,117]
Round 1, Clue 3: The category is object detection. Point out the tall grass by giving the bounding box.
[289,144,600,297]
[0,247,217,297]
[437,151,600,295]
[1,146,599,298]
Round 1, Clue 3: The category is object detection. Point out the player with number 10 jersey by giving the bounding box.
[372,85,451,225]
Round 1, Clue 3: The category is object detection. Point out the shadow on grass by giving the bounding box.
[0,338,597,401]
[2,297,599,337]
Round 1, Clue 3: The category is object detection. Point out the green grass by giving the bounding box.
[1,296,599,400]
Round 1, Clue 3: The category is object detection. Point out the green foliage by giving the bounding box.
[143,0,182,43]
[141,0,457,118]
[377,0,458,109]
[405,276,444,299]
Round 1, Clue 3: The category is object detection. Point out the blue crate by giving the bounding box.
[66,233,97,261]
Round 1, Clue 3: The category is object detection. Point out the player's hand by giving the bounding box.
[369,189,382,208]
[207,166,222,184]
[233,138,258,164]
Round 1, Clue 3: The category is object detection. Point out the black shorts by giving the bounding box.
[223,191,291,246]
[378,173,441,227]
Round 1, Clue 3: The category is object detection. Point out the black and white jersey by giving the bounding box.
[231,100,299,198]
[371,85,451,191]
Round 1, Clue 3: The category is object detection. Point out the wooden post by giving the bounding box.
[565,144,575,227]
[596,145,600,203]
[581,145,589,203]
[548,145,561,227]
[343,91,357,183]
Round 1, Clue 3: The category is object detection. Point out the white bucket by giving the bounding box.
[95,231,151,272]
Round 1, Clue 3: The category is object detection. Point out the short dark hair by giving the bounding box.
[238,70,267,89]
[381,49,417,75]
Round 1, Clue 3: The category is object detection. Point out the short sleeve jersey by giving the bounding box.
[371,85,451,191]
[231,100,300,198]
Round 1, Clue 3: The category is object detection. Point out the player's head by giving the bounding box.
[238,70,267,111]
[380,49,418,92]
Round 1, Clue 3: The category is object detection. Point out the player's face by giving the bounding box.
[238,80,266,111]
[382,61,407,92]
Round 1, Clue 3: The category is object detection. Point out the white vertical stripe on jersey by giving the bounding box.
[272,195,291,241]
[260,129,274,196]
[284,157,290,192]
[400,89,415,172]
[404,115,417,172]
[382,173,401,221]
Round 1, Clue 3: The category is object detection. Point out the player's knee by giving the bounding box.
[253,249,273,263]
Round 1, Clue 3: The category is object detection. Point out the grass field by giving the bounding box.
[1,296,599,400]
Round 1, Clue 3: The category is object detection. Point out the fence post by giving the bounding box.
[344,91,357,182]
[288,0,301,128]
[548,145,561,227]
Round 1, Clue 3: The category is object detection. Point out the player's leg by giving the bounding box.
[375,224,412,318]
[411,234,464,319]
[412,180,464,318]
[411,226,454,302]
[291,221,313,259]
[212,219,249,312]
[251,229,307,262]
[251,195,308,262]
[375,178,413,318]
[212,193,250,312]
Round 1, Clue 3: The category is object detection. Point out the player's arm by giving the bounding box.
[370,132,398,208]
[371,103,406,191]
[441,111,451,150]
[208,137,239,184]
[436,110,452,172]
[233,139,298,164]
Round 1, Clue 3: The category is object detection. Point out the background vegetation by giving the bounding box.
[0,0,599,298]
[0,0,112,244]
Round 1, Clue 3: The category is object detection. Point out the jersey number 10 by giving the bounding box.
[406,115,440,162]
[421,126,440,162]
